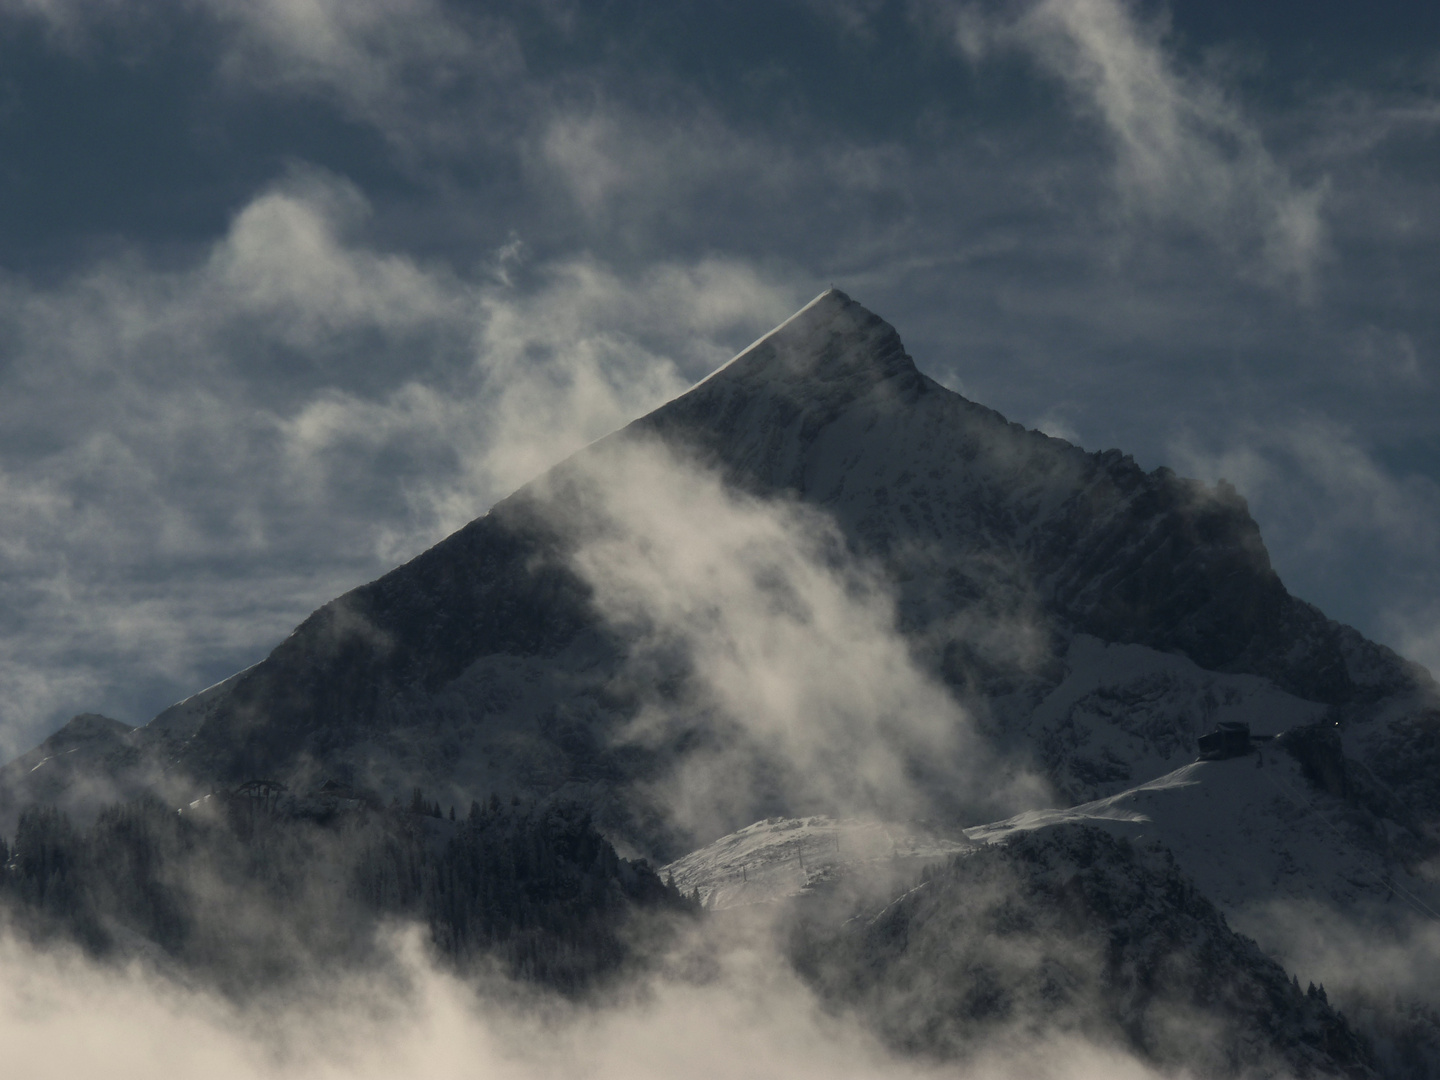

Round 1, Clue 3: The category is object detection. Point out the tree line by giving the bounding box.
[0,790,694,994]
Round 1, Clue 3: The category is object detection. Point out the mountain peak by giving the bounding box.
[687,287,918,399]
[630,289,924,477]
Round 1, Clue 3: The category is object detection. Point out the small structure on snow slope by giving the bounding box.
[1196,721,1275,761]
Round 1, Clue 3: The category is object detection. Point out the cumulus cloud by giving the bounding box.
[0,169,796,752]
[938,0,1327,292]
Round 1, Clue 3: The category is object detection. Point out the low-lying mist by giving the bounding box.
[1238,896,1440,1076]
[3,815,1378,1080]
[0,878,1199,1080]
[0,366,1413,1079]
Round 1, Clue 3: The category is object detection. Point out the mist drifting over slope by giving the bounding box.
[1,285,1432,1077]
[3,0,1439,1063]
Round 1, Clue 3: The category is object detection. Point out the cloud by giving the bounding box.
[204,0,528,158]
[1349,324,1426,387]
[0,909,1194,1080]
[938,0,1328,292]
[1388,607,1440,690]
[0,0,1434,810]
[0,170,796,752]
[1168,414,1440,675]
[1235,898,1440,1077]
[208,173,465,339]
[1030,406,1082,445]
[547,438,1044,840]
[1245,900,1440,1006]
[530,98,921,266]
[1171,415,1439,559]
[0,0,523,160]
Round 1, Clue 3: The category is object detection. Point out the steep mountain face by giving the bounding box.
[5,291,1436,849]
[5,288,1439,1073]
[677,299,1428,715]
[151,492,599,783]
[638,294,1358,701]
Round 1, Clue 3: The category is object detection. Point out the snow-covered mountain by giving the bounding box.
[4,289,1439,1073]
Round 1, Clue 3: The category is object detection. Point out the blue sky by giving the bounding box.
[0,0,1437,754]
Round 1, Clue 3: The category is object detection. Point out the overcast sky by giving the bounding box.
[0,0,1436,756]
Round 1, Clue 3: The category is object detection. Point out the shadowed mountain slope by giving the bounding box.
[3,290,1436,851]
[792,825,1378,1078]
[6,288,1439,1075]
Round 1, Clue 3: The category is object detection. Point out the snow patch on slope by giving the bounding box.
[661,816,972,910]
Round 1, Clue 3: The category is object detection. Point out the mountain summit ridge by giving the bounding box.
[4,288,1436,1078]
[631,292,1417,710]
[1,290,1435,847]
[682,287,920,398]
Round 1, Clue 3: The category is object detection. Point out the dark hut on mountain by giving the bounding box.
[1197,721,1254,761]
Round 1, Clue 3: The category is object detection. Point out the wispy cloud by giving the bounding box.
[0,0,1435,784]
[937,0,1328,293]
[205,0,528,159]
[0,0,522,161]
[1237,897,1440,1076]
[1169,413,1440,674]
[0,171,795,751]
[548,438,1044,839]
